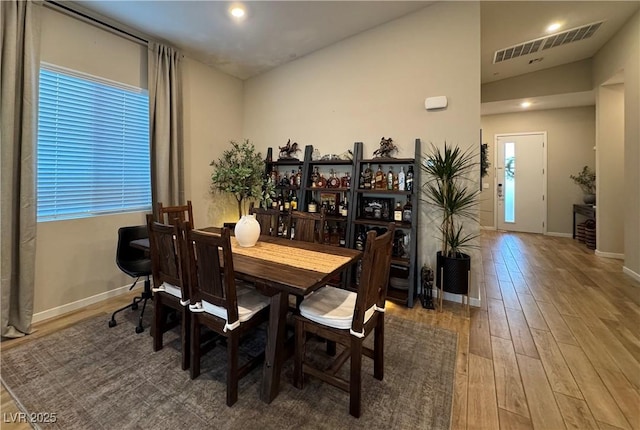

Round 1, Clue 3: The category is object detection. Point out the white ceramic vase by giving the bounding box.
[234,214,261,247]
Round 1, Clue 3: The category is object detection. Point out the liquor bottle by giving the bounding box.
[296,167,303,188]
[284,191,291,210]
[340,171,350,188]
[394,202,403,221]
[402,197,412,222]
[278,195,284,212]
[290,170,297,187]
[398,166,406,191]
[374,165,384,189]
[363,163,372,189]
[311,166,320,188]
[340,196,348,217]
[359,171,366,189]
[387,166,394,190]
[291,194,298,210]
[328,169,340,188]
[271,195,278,210]
[339,226,346,247]
[323,222,330,244]
[406,165,414,192]
[270,168,278,184]
[308,199,318,213]
[317,172,327,188]
[355,227,366,251]
[280,172,290,187]
[382,201,390,220]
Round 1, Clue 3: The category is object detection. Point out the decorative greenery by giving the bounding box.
[421,142,480,257]
[480,143,490,178]
[260,177,276,209]
[210,139,264,219]
[570,166,596,194]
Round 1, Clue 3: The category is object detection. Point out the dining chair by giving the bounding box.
[248,202,281,237]
[157,200,194,227]
[185,225,270,406]
[293,224,395,418]
[109,225,152,333]
[288,208,326,243]
[146,214,191,370]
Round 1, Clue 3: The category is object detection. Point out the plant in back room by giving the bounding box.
[210,139,264,246]
[570,165,596,204]
[421,142,480,297]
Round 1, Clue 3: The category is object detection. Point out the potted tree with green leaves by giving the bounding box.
[570,166,596,205]
[210,139,264,246]
[421,142,480,295]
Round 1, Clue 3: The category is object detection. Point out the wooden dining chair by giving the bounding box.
[185,225,271,406]
[157,200,194,227]
[248,202,281,237]
[289,208,326,243]
[146,214,191,370]
[293,224,395,418]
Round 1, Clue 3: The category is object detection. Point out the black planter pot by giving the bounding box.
[435,251,471,294]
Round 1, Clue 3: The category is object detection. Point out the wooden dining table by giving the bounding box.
[131,229,362,403]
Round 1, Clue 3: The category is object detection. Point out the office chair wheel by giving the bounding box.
[108,320,117,328]
[131,302,139,310]
[135,326,144,334]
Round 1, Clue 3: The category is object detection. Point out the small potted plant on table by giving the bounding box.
[570,166,596,204]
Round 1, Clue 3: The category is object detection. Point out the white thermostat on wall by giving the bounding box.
[425,96,448,110]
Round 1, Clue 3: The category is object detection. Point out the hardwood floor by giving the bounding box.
[2,230,639,429]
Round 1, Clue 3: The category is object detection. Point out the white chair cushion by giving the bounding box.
[200,284,270,324]
[161,282,182,299]
[299,286,375,331]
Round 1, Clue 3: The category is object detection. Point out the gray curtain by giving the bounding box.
[0,0,42,338]
[148,42,183,211]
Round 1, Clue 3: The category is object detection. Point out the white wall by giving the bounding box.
[593,9,640,278]
[596,84,624,256]
[243,2,482,300]
[481,107,596,234]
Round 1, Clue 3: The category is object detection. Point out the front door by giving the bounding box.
[496,133,546,233]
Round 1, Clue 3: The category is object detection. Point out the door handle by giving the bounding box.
[497,183,503,199]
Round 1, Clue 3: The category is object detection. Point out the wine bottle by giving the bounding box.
[406,165,414,192]
[394,202,402,221]
[398,166,406,191]
[387,166,394,190]
[402,197,412,222]
[374,165,384,189]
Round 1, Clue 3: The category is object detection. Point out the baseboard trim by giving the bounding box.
[545,232,572,238]
[622,266,640,283]
[595,250,624,260]
[480,225,496,231]
[32,284,134,324]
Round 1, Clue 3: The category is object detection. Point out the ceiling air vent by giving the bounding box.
[493,21,604,64]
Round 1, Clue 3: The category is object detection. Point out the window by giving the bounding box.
[37,64,150,221]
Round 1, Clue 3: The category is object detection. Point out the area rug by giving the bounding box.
[1,308,456,430]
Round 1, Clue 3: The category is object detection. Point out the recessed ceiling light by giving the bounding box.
[546,22,562,33]
[230,6,245,19]
[521,102,532,108]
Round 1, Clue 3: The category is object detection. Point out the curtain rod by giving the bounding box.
[44,0,149,46]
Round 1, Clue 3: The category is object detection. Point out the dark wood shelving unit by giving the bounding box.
[263,139,420,307]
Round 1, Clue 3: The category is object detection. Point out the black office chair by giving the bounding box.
[108,225,153,333]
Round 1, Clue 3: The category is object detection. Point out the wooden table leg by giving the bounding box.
[260,291,289,403]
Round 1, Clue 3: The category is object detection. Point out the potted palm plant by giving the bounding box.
[210,139,264,246]
[421,142,480,294]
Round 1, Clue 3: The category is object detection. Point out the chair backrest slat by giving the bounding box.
[157,200,194,227]
[248,202,281,237]
[352,224,395,334]
[289,208,326,243]
[146,214,188,301]
[185,225,239,325]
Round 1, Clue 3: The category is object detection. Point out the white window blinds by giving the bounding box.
[37,65,151,221]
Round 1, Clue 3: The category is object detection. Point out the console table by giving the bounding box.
[573,204,595,239]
